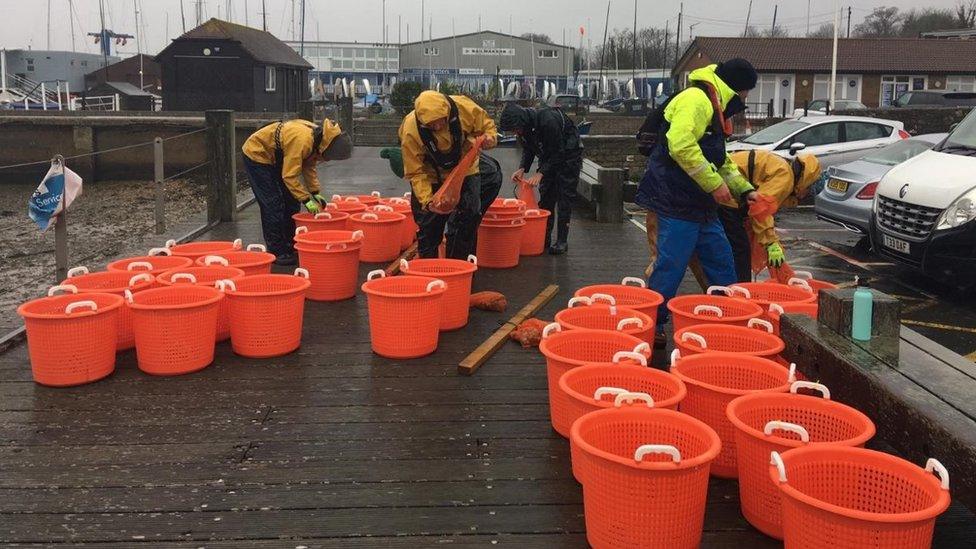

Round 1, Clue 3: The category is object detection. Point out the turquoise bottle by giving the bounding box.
[851,276,873,342]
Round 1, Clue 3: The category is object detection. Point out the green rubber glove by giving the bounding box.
[767,242,786,267]
[312,193,328,206]
[380,147,404,178]
[304,199,322,214]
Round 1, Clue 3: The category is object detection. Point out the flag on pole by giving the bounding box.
[28,157,82,232]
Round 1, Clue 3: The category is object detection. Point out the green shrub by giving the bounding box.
[390,81,424,116]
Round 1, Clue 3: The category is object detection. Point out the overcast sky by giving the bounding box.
[0,0,969,56]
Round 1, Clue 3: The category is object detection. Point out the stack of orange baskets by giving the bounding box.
[156,265,246,341]
[555,295,653,343]
[668,286,764,332]
[519,208,552,256]
[164,238,242,260]
[294,228,363,301]
[570,407,722,549]
[292,210,350,232]
[476,217,525,268]
[669,351,795,478]
[126,284,223,375]
[730,281,817,316]
[379,197,416,251]
[18,287,124,386]
[485,197,526,219]
[575,277,664,332]
[361,270,446,359]
[333,191,381,206]
[217,268,311,358]
[539,324,651,437]
[64,267,155,350]
[771,447,950,548]
[348,210,406,263]
[727,381,876,539]
[399,255,478,330]
[196,244,276,276]
[107,247,193,275]
[673,318,784,360]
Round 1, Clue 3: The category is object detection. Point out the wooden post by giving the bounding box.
[337,96,353,135]
[297,99,314,121]
[153,137,166,234]
[597,166,625,223]
[206,110,237,224]
[54,213,68,283]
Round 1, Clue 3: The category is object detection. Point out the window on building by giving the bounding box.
[342,48,353,57]
[881,75,926,106]
[946,76,976,92]
[538,49,559,58]
[342,60,353,69]
[365,60,376,70]
[812,74,861,102]
[355,60,365,69]
[265,66,277,92]
[389,60,399,70]
[424,47,440,56]
[80,60,88,67]
[25,58,34,71]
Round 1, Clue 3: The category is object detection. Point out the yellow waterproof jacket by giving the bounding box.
[730,150,821,245]
[398,91,498,206]
[664,65,753,198]
[242,119,343,202]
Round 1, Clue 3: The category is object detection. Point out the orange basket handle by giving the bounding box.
[325,242,347,251]
[147,247,172,256]
[925,459,950,490]
[366,269,386,281]
[567,296,592,308]
[693,305,723,318]
[670,349,681,367]
[372,205,394,213]
[170,272,198,284]
[165,239,177,248]
[634,444,681,464]
[590,293,616,306]
[542,322,561,339]
[128,273,152,286]
[789,380,831,400]
[352,230,365,241]
[124,289,134,303]
[48,284,79,296]
[371,190,382,198]
[326,202,339,210]
[792,270,813,280]
[67,266,89,278]
[768,303,785,315]
[633,342,651,355]
[612,350,648,367]
[403,191,411,199]
[616,317,645,331]
[502,198,520,206]
[294,268,309,279]
[614,391,655,408]
[771,451,787,483]
[706,285,734,296]
[314,212,333,219]
[764,420,810,443]
[524,208,541,216]
[215,279,237,292]
[747,318,774,333]
[232,238,243,250]
[592,386,628,401]
[246,243,267,252]
[787,278,814,292]
[361,212,379,221]
[680,331,707,349]
[295,226,309,235]
[126,261,154,271]
[64,300,98,314]
[729,285,752,298]
[467,255,478,265]
[345,196,361,202]
[426,279,446,293]
[203,255,230,266]
[399,258,411,271]
[621,276,646,288]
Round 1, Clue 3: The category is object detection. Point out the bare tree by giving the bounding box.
[854,6,903,37]
[808,22,835,38]
[955,0,976,27]
[520,33,552,44]
[901,8,963,36]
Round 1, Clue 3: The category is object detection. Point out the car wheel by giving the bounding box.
[854,236,872,252]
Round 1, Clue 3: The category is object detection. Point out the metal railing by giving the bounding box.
[70,94,120,111]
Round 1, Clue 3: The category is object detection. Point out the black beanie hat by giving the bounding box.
[715,58,758,92]
[499,102,533,132]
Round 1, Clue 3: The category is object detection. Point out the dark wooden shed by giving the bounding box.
[155,18,311,112]
[85,81,156,111]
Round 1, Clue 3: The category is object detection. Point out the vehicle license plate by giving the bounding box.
[882,234,910,254]
[827,179,849,193]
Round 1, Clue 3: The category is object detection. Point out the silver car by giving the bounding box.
[815,133,946,234]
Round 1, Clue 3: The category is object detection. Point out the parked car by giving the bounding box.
[815,133,946,234]
[890,90,976,108]
[547,94,581,110]
[727,115,909,168]
[870,109,976,282]
[791,99,868,118]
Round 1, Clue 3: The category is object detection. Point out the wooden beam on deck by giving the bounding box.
[458,284,559,376]
[385,243,418,276]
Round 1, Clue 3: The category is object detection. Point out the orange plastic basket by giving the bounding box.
[768,302,819,335]
[790,271,838,295]
[560,364,687,464]
[348,210,406,263]
[163,238,242,260]
[771,446,950,549]
[106,247,194,275]
[63,268,155,350]
[730,281,817,310]
[486,197,527,218]
[575,277,665,330]
[539,325,651,437]
[519,208,551,256]
[292,210,350,232]
[157,266,246,342]
[476,218,525,268]
[669,352,794,478]
[18,291,123,386]
[126,285,223,375]
[294,228,363,301]
[326,200,368,214]
[570,407,721,549]
[219,269,310,358]
[555,298,654,343]
[379,197,416,250]
[668,290,764,333]
[333,192,381,206]
[361,271,447,359]
[195,245,276,276]
[399,256,478,331]
[728,381,876,539]
[673,319,784,359]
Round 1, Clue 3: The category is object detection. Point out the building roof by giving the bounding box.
[682,37,976,73]
[401,29,572,49]
[97,81,155,96]
[158,18,312,68]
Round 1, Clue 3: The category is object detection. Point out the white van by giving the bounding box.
[870,109,976,281]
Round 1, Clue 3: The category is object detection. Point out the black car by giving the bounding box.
[891,90,976,108]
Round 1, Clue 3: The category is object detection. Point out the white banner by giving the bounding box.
[462,47,515,56]
[458,68,485,75]
[500,69,524,76]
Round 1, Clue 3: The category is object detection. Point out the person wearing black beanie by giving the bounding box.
[714,58,759,94]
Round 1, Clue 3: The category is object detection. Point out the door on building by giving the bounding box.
[751,74,795,118]
[812,74,862,104]
[880,75,926,107]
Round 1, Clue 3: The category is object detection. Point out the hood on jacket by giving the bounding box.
[688,64,737,110]
[414,91,451,125]
[796,153,822,197]
[317,118,346,154]
[498,102,535,132]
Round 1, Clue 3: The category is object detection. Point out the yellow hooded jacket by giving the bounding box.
[242,119,343,202]
[730,150,821,245]
[398,91,498,206]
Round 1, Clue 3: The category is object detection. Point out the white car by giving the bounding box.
[791,99,868,118]
[728,115,909,168]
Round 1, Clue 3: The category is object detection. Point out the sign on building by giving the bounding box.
[462,47,515,56]
[499,69,524,76]
[459,68,485,75]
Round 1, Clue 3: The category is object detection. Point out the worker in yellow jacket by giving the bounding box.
[398,91,498,258]
[242,118,352,265]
